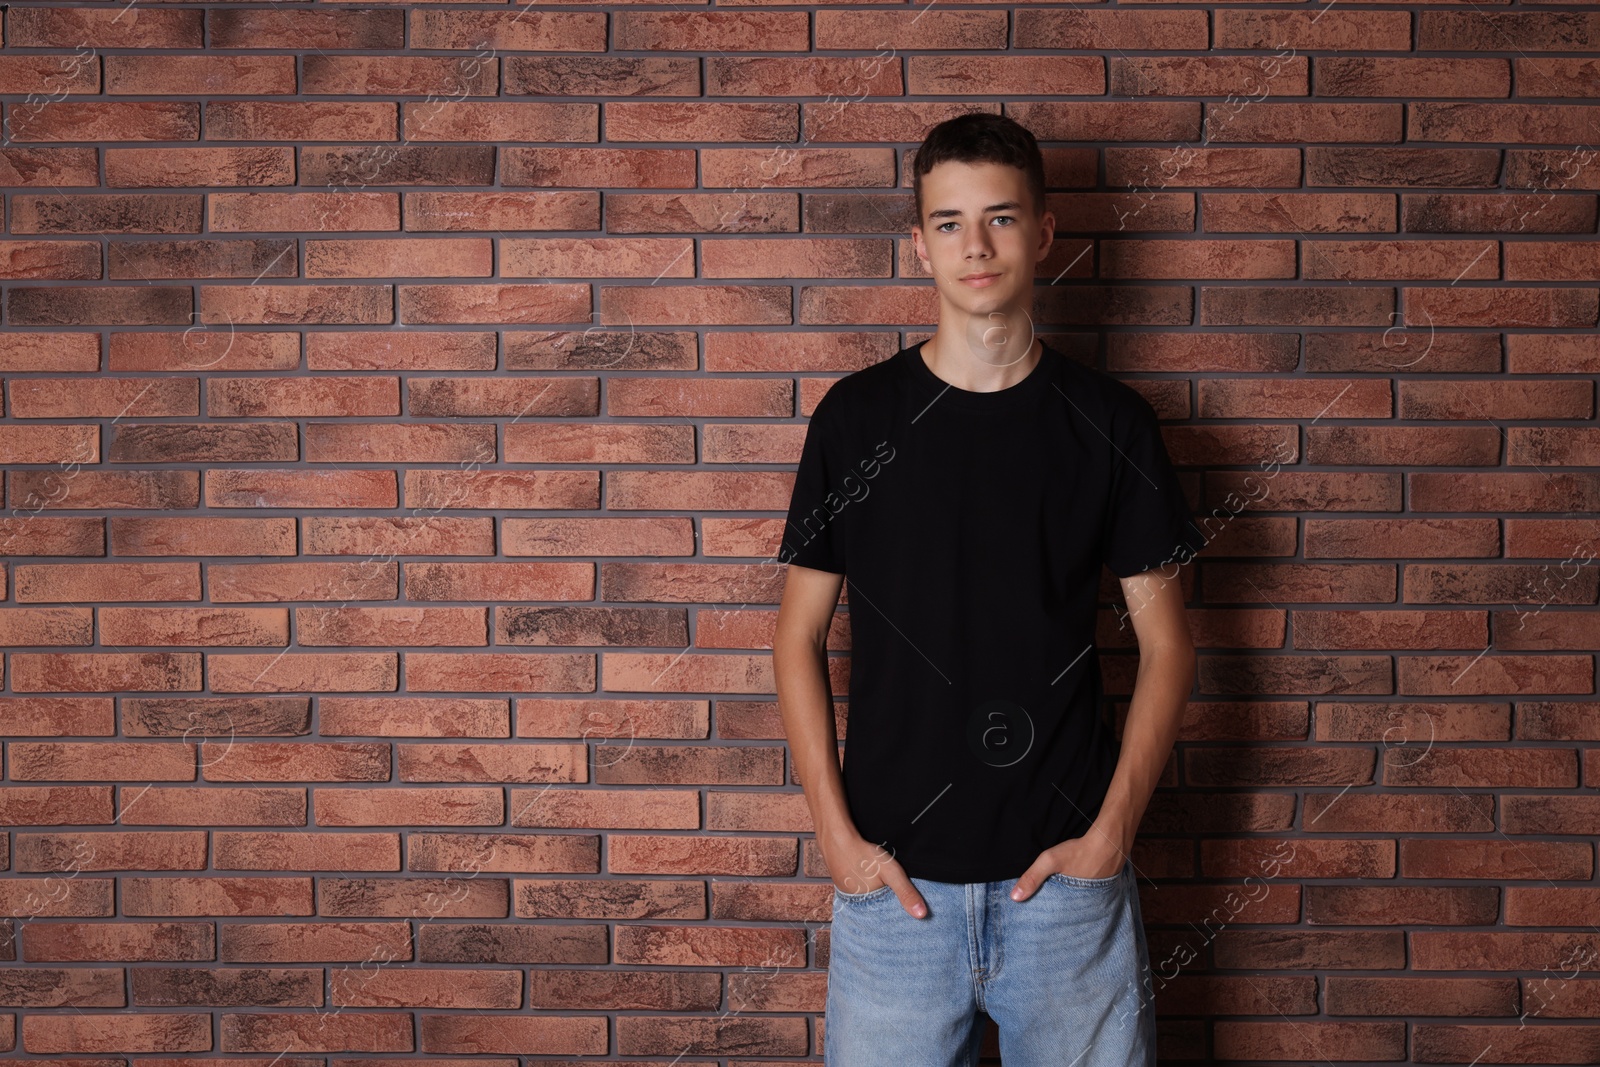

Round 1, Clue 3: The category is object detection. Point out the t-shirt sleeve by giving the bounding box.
[1101,391,1207,578]
[780,396,848,574]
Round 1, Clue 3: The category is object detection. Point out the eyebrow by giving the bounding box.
[926,200,1024,221]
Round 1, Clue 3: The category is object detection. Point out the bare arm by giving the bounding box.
[774,563,928,914]
[773,563,853,844]
[1092,566,1198,858]
[1011,562,1198,899]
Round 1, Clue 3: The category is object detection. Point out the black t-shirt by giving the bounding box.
[780,338,1206,884]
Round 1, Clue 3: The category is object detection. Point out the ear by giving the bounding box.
[1035,210,1055,262]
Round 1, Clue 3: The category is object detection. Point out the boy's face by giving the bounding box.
[912,159,1054,325]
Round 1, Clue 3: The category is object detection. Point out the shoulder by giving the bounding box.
[805,349,901,427]
[1053,352,1161,431]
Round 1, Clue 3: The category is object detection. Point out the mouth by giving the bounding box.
[960,272,1000,288]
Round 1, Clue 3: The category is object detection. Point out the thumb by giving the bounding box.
[894,875,929,919]
[1010,865,1054,902]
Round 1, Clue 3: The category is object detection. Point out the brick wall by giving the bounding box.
[2,3,1599,1064]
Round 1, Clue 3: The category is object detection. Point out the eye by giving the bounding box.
[991,215,1015,226]
[937,222,957,232]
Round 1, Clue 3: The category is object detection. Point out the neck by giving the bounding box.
[923,332,1041,392]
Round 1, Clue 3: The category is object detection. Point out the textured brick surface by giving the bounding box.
[1,3,1598,1063]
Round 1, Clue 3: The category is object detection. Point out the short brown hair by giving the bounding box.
[911,113,1047,225]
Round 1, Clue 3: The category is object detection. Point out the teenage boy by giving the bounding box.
[772,113,1207,1066]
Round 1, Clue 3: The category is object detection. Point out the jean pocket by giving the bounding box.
[833,883,894,904]
[1046,859,1125,889]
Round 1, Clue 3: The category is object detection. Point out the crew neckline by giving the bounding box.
[903,337,1056,408]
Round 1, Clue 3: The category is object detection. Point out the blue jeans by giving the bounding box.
[823,857,1156,1066]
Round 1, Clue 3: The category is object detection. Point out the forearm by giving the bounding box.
[1094,642,1197,852]
[774,635,856,843]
